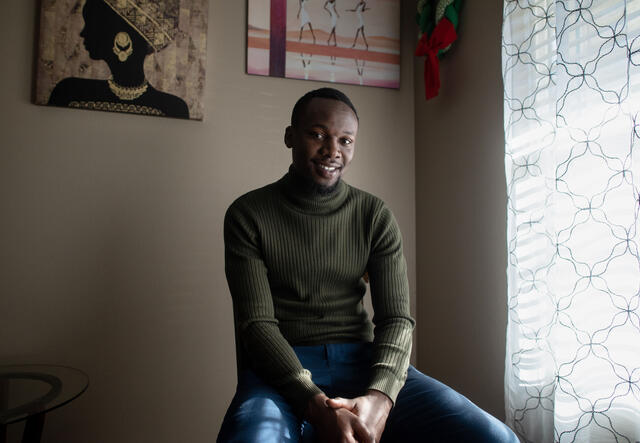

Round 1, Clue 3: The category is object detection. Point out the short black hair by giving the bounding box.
[290,88,359,127]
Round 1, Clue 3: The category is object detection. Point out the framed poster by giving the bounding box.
[35,0,209,120]
[248,0,400,88]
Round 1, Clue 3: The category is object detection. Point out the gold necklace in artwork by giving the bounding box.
[107,77,149,101]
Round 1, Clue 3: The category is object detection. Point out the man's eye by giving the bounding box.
[341,138,353,145]
[310,132,324,140]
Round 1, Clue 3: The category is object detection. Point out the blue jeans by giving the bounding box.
[217,343,518,442]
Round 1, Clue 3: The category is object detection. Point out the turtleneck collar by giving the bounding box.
[277,165,349,215]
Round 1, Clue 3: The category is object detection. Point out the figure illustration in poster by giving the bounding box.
[324,0,340,67]
[355,58,366,85]
[324,0,339,46]
[48,0,189,118]
[297,0,316,44]
[347,0,369,50]
[301,53,313,80]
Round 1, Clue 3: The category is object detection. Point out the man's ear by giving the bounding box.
[284,126,293,149]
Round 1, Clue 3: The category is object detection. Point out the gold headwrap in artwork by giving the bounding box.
[101,0,179,52]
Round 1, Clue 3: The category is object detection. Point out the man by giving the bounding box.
[218,88,518,442]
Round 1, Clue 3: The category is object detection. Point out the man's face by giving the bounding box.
[285,98,358,191]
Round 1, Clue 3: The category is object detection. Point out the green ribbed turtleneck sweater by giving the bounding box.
[224,169,415,414]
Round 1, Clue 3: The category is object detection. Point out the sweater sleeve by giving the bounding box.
[366,204,415,403]
[224,201,323,414]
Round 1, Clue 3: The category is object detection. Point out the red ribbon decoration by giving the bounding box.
[415,18,458,100]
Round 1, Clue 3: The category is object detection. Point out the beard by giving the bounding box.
[310,179,340,195]
[290,166,341,196]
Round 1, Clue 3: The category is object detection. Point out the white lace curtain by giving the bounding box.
[502,1,640,442]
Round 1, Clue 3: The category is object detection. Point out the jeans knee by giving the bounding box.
[484,419,519,443]
[503,424,520,443]
[451,407,519,443]
[218,397,301,443]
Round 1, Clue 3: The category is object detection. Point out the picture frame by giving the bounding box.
[247,0,401,88]
[34,0,209,120]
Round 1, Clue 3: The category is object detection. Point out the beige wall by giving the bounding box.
[1,1,415,442]
[414,0,507,420]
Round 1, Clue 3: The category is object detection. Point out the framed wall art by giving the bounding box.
[248,0,401,88]
[35,0,209,120]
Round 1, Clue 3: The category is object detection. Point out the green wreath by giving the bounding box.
[416,0,464,58]
[415,0,463,99]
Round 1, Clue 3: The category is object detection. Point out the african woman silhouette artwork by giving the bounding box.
[37,0,209,120]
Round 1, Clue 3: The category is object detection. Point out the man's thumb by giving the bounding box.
[326,397,355,410]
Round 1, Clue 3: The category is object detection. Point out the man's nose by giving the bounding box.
[322,137,341,158]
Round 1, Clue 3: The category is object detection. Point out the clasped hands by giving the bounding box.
[305,389,392,443]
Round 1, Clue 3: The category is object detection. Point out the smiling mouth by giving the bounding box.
[314,162,342,177]
[318,164,339,172]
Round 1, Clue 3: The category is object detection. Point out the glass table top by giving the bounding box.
[0,365,89,425]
